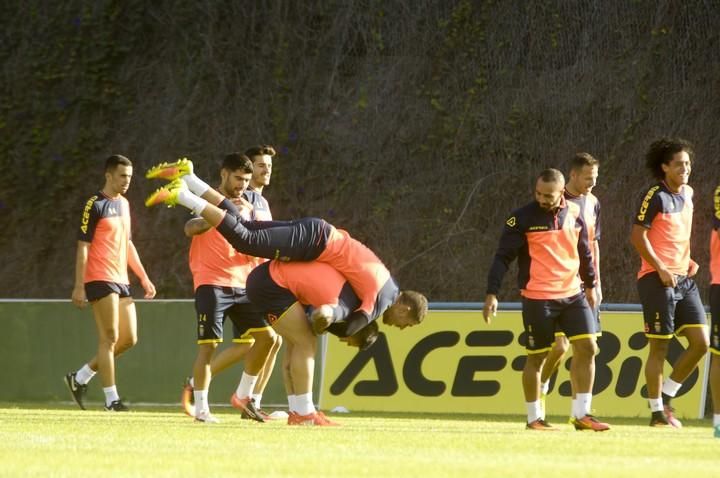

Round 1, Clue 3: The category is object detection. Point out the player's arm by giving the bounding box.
[593,240,602,305]
[576,213,597,311]
[594,201,602,304]
[631,187,676,287]
[72,241,90,308]
[484,214,524,323]
[128,240,156,299]
[184,217,212,237]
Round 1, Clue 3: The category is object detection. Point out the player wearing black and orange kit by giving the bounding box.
[246,260,382,426]
[484,168,609,432]
[708,184,720,438]
[180,153,280,423]
[64,155,156,412]
[540,153,602,415]
[143,158,427,332]
[630,138,708,428]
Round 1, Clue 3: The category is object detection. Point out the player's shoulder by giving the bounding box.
[81,192,103,211]
[637,183,665,206]
[682,184,694,199]
[504,201,535,229]
[586,191,600,207]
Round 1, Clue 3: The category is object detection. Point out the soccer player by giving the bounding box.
[144,158,427,333]
[630,138,709,428]
[710,183,720,438]
[245,259,414,425]
[483,168,609,432]
[179,153,280,423]
[181,149,280,420]
[65,155,156,411]
[540,153,602,414]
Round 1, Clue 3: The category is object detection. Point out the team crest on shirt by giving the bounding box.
[506,216,516,227]
[198,324,205,336]
[527,334,535,348]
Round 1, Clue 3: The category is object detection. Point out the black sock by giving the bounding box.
[661,392,672,407]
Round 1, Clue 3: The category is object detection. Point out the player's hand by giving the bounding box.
[233,196,254,218]
[71,286,87,309]
[595,283,603,307]
[688,260,699,278]
[142,279,157,299]
[586,287,598,311]
[657,267,677,287]
[483,295,498,324]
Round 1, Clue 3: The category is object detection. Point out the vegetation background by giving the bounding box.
[1,1,718,302]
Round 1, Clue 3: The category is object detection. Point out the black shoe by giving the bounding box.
[240,404,272,421]
[231,395,265,422]
[649,410,669,427]
[104,399,130,412]
[63,372,88,410]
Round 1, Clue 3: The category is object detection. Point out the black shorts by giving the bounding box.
[85,281,131,302]
[637,272,707,339]
[194,285,270,344]
[522,292,595,353]
[710,284,720,355]
[554,305,601,337]
[245,262,297,326]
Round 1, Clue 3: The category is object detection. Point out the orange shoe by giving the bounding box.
[180,377,194,418]
[525,418,557,431]
[663,405,682,428]
[571,415,610,431]
[144,178,186,208]
[230,394,265,423]
[287,410,340,426]
[146,157,194,181]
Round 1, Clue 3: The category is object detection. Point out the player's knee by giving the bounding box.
[554,338,570,355]
[688,337,709,356]
[98,328,119,348]
[572,339,597,359]
[117,333,138,353]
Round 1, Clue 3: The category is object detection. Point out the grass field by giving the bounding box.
[1,403,717,478]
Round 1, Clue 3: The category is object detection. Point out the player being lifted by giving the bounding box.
[144,158,427,336]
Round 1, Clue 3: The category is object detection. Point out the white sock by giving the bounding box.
[252,393,263,409]
[714,414,720,427]
[103,386,120,406]
[235,372,259,399]
[75,364,96,385]
[570,398,578,418]
[295,392,315,416]
[648,397,663,412]
[575,393,592,418]
[182,174,210,196]
[287,394,297,412]
[541,380,550,395]
[526,401,541,423]
[194,390,209,416]
[177,189,208,214]
[662,378,682,398]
